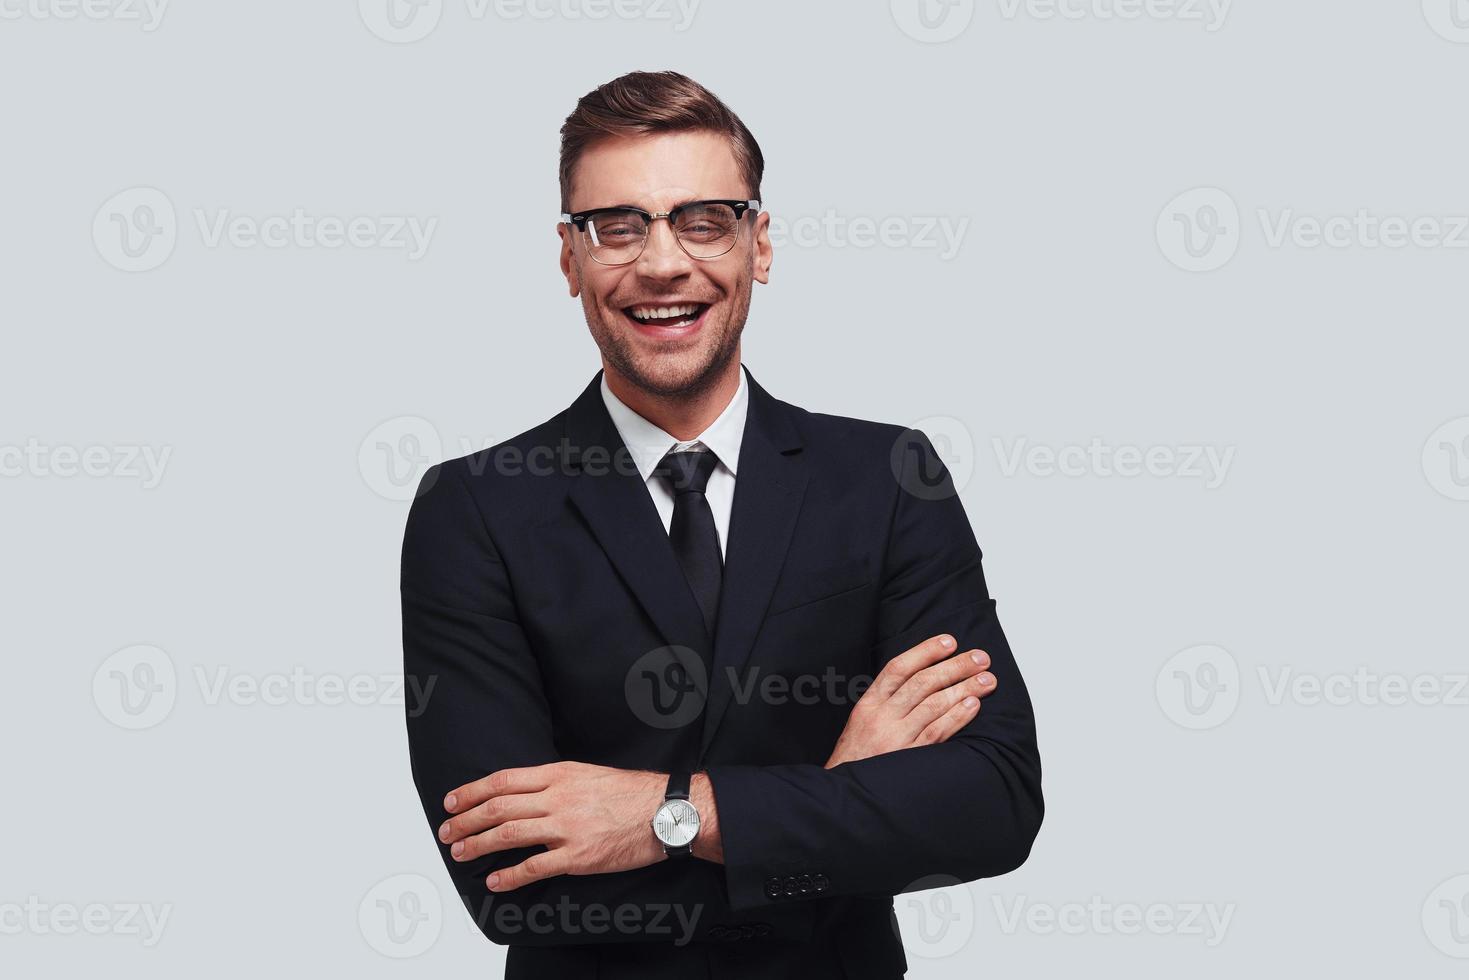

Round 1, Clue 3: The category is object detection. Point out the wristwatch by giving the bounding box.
[651,770,701,858]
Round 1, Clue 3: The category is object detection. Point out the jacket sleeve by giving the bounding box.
[401,458,812,946]
[704,428,1044,912]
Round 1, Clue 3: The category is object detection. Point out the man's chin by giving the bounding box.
[623,354,713,393]
[613,340,733,399]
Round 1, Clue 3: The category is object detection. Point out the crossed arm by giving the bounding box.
[433,631,997,892]
[402,432,1042,942]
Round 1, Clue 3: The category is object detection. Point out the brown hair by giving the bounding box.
[559,71,764,213]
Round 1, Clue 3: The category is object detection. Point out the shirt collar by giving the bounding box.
[600,363,749,484]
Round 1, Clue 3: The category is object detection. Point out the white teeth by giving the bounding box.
[631,304,700,320]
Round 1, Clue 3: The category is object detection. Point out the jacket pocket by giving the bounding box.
[765,555,874,618]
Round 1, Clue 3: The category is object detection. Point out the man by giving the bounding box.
[401,70,1043,980]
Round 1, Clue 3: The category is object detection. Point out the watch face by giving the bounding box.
[653,799,700,848]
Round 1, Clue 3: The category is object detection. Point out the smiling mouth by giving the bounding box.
[621,302,711,329]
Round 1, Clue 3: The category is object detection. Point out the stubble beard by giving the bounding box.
[581,262,752,402]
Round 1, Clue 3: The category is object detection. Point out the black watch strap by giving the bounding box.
[663,771,692,858]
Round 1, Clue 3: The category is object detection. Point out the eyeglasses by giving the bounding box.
[560,199,761,266]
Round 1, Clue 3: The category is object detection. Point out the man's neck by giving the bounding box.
[603,359,742,442]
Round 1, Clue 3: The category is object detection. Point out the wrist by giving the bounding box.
[643,770,671,865]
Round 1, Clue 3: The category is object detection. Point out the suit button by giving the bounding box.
[764,878,784,900]
[754,923,772,937]
[782,876,800,897]
[738,924,758,940]
[813,873,829,893]
[796,873,813,895]
[707,925,729,941]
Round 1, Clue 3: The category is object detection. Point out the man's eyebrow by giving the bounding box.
[570,202,644,213]
[585,199,715,213]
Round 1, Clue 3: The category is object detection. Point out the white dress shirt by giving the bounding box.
[599,363,749,560]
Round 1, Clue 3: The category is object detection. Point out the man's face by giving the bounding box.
[558,130,772,399]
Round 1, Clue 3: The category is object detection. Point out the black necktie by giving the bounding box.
[653,448,723,638]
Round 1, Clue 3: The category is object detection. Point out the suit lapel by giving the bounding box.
[564,372,713,676]
[561,366,809,762]
[698,369,808,759]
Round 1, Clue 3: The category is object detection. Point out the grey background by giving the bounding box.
[3,0,1468,974]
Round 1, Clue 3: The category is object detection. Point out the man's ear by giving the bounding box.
[557,223,581,297]
[752,210,772,285]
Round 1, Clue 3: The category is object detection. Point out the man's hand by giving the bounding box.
[435,633,989,892]
[439,762,668,892]
[824,633,996,768]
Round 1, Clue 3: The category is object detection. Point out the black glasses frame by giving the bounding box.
[560,199,761,264]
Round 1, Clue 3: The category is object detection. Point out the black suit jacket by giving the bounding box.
[401,366,1043,980]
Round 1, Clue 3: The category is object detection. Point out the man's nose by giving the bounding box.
[635,219,693,279]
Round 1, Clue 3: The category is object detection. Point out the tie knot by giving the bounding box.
[653,448,719,494]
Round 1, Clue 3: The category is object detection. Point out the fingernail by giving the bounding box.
[487,874,501,891]
[979,673,994,686]
[964,696,979,708]
[971,651,984,665]
[451,841,464,858]
[444,794,456,811]
[439,823,451,841]
[941,635,955,649]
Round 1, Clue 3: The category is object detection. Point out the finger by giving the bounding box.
[907,669,996,728]
[895,648,988,711]
[439,793,550,844]
[869,634,960,701]
[915,695,981,747]
[891,649,990,714]
[444,765,556,813]
[488,849,570,892]
[455,817,560,863]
